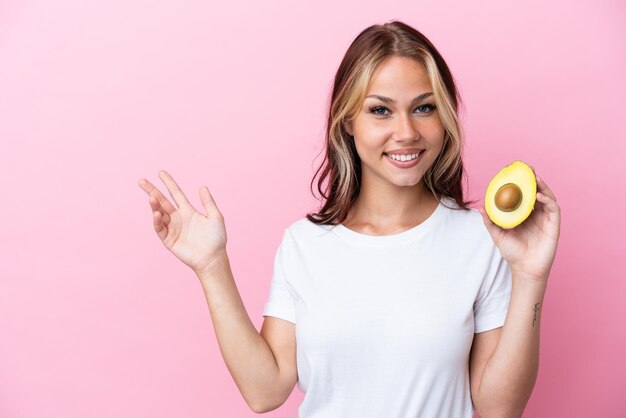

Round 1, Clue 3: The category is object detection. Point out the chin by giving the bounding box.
[392,176,423,188]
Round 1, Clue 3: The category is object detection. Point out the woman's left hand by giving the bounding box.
[478,172,561,285]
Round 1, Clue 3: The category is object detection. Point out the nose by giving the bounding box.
[394,112,420,142]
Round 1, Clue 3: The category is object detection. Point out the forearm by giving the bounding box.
[477,273,548,417]
[195,250,281,411]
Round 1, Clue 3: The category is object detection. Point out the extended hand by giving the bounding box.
[138,170,227,274]
[478,174,561,283]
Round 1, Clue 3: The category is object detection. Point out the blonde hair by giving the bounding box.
[307,20,477,225]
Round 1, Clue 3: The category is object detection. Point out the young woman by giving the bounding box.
[138,20,560,418]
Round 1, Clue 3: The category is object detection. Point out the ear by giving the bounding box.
[343,119,354,136]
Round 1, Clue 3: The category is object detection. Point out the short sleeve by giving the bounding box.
[473,243,512,333]
[262,229,297,324]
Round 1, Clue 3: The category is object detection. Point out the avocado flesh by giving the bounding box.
[485,160,537,229]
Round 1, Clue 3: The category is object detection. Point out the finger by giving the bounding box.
[138,178,177,215]
[199,185,221,217]
[536,175,556,203]
[153,210,168,241]
[478,205,502,236]
[148,195,171,225]
[158,170,191,209]
[536,191,560,214]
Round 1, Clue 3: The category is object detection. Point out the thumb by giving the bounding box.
[199,186,220,217]
[478,205,492,229]
[478,205,501,238]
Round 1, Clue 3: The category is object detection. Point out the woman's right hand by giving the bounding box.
[138,170,227,274]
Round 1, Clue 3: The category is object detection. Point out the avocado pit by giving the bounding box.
[484,160,537,229]
[495,183,523,212]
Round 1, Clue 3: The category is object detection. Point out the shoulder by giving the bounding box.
[281,217,335,244]
[439,196,480,224]
[439,196,492,245]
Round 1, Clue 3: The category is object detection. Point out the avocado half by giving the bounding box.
[484,160,537,229]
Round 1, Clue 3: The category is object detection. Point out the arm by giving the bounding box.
[474,273,547,417]
[137,172,296,412]
[196,249,295,413]
[475,173,560,417]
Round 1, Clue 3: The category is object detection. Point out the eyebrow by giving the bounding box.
[365,92,434,104]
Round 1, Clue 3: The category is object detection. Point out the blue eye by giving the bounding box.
[369,106,389,116]
[369,104,437,116]
[416,104,437,113]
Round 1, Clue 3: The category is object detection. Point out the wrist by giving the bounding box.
[193,248,228,280]
[511,269,549,290]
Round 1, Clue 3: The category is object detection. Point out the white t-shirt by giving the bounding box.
[262,196,512,418]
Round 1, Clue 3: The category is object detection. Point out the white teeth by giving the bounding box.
[386,151,421,161]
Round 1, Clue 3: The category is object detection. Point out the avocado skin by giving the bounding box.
[484,160,537,229]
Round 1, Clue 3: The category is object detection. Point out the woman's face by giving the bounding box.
[344,56,446,189]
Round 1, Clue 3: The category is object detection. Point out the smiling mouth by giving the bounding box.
[383,150,424,162]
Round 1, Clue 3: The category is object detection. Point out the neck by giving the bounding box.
[344,178,436,229]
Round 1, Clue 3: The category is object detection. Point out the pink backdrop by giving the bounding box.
[1,0,624,417]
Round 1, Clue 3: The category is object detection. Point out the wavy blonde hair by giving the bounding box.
[306,20,478,225]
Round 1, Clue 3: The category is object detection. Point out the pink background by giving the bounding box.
[1,0,624,416]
